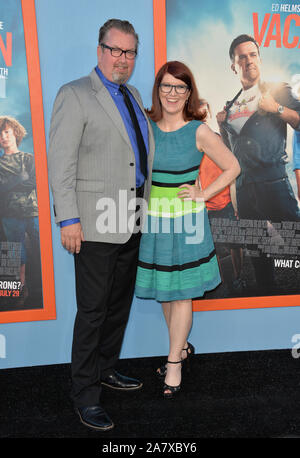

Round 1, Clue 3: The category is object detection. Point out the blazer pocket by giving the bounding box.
[76,179,104,192]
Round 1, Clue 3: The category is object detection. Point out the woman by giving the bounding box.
[135,61,240,398]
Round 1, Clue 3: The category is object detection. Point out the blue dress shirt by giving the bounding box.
[60,66,149,228]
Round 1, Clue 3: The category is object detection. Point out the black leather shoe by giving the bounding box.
[76,405,114,431]
[101,370,143,391]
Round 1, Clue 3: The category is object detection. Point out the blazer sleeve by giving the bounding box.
[48,84,85,223]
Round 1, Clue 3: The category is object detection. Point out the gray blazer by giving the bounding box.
[48,68,154,243]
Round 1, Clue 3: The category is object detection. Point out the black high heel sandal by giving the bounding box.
[156,362,167,378]
[163,360,182,399]
[156,341,194,378]
[182,342,195,373]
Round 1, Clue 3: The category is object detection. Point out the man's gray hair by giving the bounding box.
[98,18,139,50]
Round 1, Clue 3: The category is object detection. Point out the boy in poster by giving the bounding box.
[0,116,41,307]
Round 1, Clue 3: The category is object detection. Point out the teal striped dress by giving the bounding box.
[135,120,221,302]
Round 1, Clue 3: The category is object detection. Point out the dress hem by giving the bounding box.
[135,277,221,302]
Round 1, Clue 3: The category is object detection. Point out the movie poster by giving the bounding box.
[0,0,55,323]
[162,0,300,309]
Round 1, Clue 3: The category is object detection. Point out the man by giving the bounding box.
[48,19,154,431]
[217,34,300,294]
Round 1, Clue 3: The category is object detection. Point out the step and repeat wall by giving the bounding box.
[0,0,299,369]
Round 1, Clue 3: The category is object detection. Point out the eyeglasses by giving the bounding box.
[100,43,137,60]
[159,83,189,94]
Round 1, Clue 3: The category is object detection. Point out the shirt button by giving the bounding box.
[130,162,134,166]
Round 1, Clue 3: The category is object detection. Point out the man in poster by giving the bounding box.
[217,34,300,294]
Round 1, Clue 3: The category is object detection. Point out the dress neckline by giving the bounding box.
[155,120,195,134]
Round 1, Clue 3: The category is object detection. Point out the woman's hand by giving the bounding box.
[177,178,205,201]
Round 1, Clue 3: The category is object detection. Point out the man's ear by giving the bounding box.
[97,45,102,61]
[231,63,237,75]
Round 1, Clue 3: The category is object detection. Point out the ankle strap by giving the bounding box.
[167,360,182,364]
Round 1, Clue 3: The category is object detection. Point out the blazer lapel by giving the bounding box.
[89,69,132,148]
[89,69,154,158]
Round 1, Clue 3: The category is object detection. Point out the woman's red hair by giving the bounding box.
[147,61,205,122]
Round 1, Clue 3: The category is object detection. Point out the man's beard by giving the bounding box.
[111,65,129,84]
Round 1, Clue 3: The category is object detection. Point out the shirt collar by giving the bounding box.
[95,65,122,93]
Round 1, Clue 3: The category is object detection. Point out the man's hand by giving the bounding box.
[258,91,300,128]
[258,91,278,113]
[216,109,227,127]
[60,222,84,254]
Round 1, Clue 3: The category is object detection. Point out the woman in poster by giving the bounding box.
[135,61,240,398]
[0,116,40,303]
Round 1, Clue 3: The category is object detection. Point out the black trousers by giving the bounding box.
[71,186,144,407]
[71,232,141,407]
